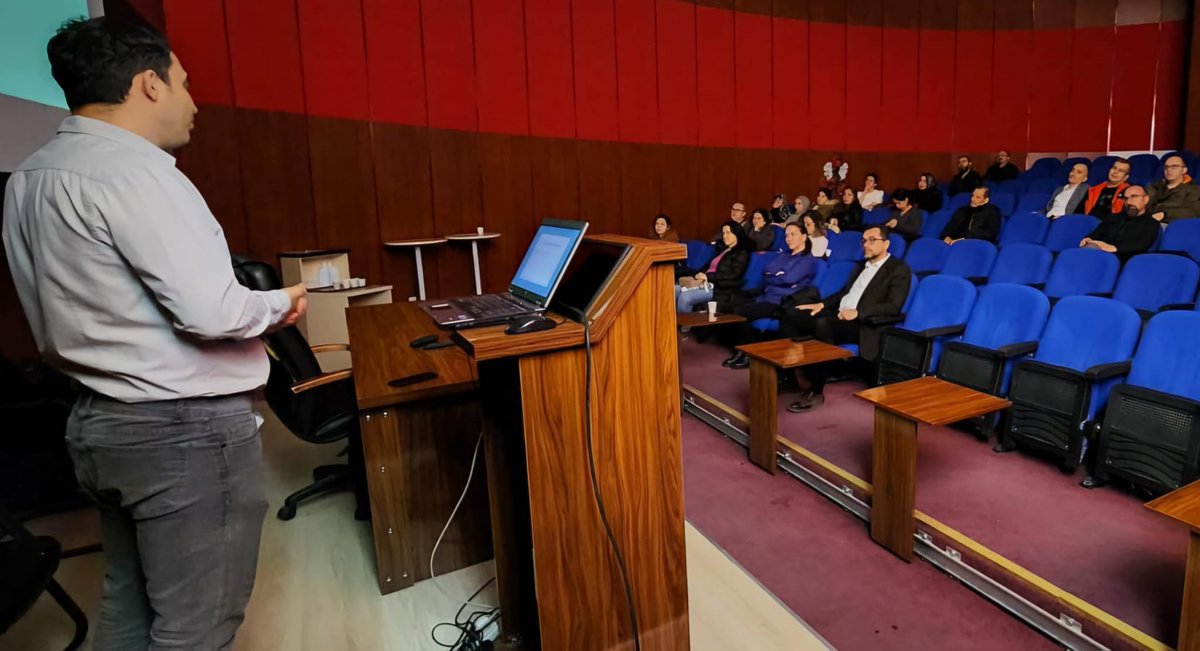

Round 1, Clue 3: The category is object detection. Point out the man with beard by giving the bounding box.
[1079,185,1159,261]
[948,155,983,196]
[941,187,1001,244]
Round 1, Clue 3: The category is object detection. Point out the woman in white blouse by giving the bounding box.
[857,173,884,210]
[802,211,831,258]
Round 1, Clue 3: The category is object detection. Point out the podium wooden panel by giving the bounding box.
[1146,480,1200,650]
[457,235,691,650]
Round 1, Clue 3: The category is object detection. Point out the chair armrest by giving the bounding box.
[310,343,351,354]
[861,313,905,326]
[914,324,967,338]
[291,369,353,394]
[995,340,1040,358]
[1083,361,1132,381]
[1014,359,1086,383]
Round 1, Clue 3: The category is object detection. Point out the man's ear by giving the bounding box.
[137,69,162,103]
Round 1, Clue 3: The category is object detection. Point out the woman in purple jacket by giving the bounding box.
[723,223,819,369]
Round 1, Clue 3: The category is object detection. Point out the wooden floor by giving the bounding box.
[2,405,828,651]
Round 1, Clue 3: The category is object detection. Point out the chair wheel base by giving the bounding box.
[992,441,1016,453]
[1080,476,1104,489]
[277,503,297,521]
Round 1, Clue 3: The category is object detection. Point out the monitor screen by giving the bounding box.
[509,220,588,305]
[551,241,631,322]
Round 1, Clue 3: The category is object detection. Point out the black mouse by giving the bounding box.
[409,334,437,348]
[505,315,558,335]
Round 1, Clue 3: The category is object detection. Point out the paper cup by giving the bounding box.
[707,301,718,322]
[477,226,485,235]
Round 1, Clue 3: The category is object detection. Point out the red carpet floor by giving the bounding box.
[681,337,1187,644]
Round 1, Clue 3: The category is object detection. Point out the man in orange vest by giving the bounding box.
[1083,158,1131,223]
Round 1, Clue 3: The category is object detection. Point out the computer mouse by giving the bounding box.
[409,334,438,348]
[505,316,558,335]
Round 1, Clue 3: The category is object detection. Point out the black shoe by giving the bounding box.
[729,354,750,369]
[786,392,824,412]
[722,351,745,367]
[992,440,1016,453]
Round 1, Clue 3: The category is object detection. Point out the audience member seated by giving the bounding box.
[941,188,1002,244]
[1080,185,1159,261]
[857,173,884,210]
[712,201,749,243]
[746,209,776,251]
[777,225,912,411]
[1046,163,1089,218]
[885,189,925,242]
[802,210,831,258]
[984,149,1021,183]
[949,156,983,196]
[912,173,943,212]
[650,213,679,242]
[770,194,795,224]
[1148,155,1200,224]
[1084,158,1131,223]
[791,195,812,223]
[814,188,837,222]
[723,224,820,369]
[829,187,864,234]
[677,221,752,313]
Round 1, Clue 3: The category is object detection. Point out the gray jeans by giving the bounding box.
[65,391,267,651]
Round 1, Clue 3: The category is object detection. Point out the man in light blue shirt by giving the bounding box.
[3,18,306,650]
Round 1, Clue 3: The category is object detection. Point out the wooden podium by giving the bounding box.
[453,235,690,650]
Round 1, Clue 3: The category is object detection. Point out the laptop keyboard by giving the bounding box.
[458,294,525,318]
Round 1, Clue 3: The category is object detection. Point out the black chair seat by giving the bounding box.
[0,535,61,634]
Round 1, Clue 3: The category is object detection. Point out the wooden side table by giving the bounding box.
[855,376,1010,561]
[1146,480,1200,650]
[383,238,447,300]
[677,312,746,329]
[445,232,500,295]
[736,339,855,473]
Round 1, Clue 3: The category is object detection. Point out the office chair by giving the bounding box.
[0,502,88,650]
[230,256,368,521]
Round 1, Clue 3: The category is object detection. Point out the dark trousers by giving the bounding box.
[778,309,862,393]
[65,391,267,650]
[731,301,782,346]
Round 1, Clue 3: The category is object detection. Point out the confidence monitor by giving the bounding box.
[550,240,633,323]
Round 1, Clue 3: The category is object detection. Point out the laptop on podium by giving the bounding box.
[419,219,588,329]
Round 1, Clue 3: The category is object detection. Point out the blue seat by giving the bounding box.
[876,275,978,385]
[938,283,1051,403]
[904,237,950,276]
[684,240,716,272]
[1043,214,1100,253]
[769,225,787,252]
[1000,296,1142,469]
[1087,155,1119,185]
[828,230,865,262]
[1043,248,1120,300]
[1027,178,1060,195]
[1162,150,1200,175]
[1054,156,1091,184]
[946,193,971,211]
[988,243,1052,286]
[996,179,1026,196]
[819,260,858,299]
[1129,153,1162,181]
[1110,253,1200,315]
[1089,310,1200,494]
[888,233,907,259]
[940,240,997,283]
[1022,157,1062,181]
[990,192,1017,217]
[921,209,954,239]
[739,251,775,293]
[864,206,892,226]
[1016,191,1053,214]
[998,212,1050,246]
[1159,220,1200,262]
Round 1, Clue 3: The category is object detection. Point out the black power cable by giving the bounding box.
[583,322,641,651]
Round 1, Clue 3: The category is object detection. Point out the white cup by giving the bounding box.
[477,226,485,235]
[707,301,718,322]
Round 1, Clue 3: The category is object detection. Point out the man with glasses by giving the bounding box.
[940,187,1001,244]
[1147,155,1200,224]
[1084,158,1131,222]
[1079,185,1159,261]
[712,201,749,243]
[778,225,911,411]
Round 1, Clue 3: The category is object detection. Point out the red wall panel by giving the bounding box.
[771,15,808,149]
[572,0,621,141]
[362,0,427,126]
[224,0,306,113]
[1027,28,1073,152]
[615,0,660,143]
[421,0,478,131]
[879,26,918,152]
[733,11,773,148]
[917,28,955,152]
[1109,23,1159,151]
[473,0,531,135]
[808,22,846,150]
[297,0,370,121]
[990,30,1032,151]
[1154,20,1187,151]
[525,0,577,138]
[163,0,233,105]
[656,0,698,146]
[952,30,994,151]
[845,25,883,153]
[1067,26,1116,151]
[696,4,737,147]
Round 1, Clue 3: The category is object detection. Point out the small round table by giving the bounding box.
[445,232,501,295]
[383,237,448,300]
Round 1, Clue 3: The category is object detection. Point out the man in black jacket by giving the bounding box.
[778,225,913,410]
[949,155,983,196]
[1079,185,1159,261]
[941,187,1002,244]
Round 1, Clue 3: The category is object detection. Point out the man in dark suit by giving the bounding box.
[778,225,912,410]
[941,187,1002,244]
[949,155,983,196]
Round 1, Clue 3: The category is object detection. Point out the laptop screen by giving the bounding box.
[509,219,589,305]
[550,241,631,323]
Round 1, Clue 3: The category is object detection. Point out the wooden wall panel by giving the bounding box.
[736,149,775,214]
[619,143,663,236]
[577,141,624,235]
[177,105,248,255]
[307,118,381,284]
[428,130,484,297]
[478,135,536,292]
[696,147,739,236]
[235,111,317,263]
[659,146,700,238]
[374,124,434,300]
[529,138,582,221]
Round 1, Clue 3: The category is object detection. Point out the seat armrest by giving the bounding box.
[310,343,351,354]
[914,324,967,338]
[292,370,353,394]
[1083,361,1132,381]
[994,340,1040,358]
[1014,359,1086,382]
[861,313,905,326]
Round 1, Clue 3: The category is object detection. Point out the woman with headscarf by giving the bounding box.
[675,220,752,313]
[912,173,943,213]
[791,195,812,223]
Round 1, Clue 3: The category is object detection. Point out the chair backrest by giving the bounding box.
[940,240,997,279]
[996,179,1026,196]
[1043,214,1100,253]
[1024,157,1062,180]
[1162,150,1200,174]
[887,233,907,259]
[1126,311,1200,401]
[904,237,950,274]
[1087,155,1119,184]
[1159,219,1200,262]
[988,243,1053,286]
[819,260,858,298]
[1055,156,1091,183]
[810,257,828,288]
[990,192,1017,217]
[998,212,1050,246]
[829,230,865,262]
[770,225,787,251]
[921,209,954,239]
[865,206,892,226]
[740,251,775,292]
[946,193,972,211]
[1015,191,1053,215]
[1035,296,1142,371]
[962,283,1051,350]
[1043,247,1120,299]
[1112,253,1200,312]
[1027,178,1060,195]
[900,275,977,332]
[685,240,717,271]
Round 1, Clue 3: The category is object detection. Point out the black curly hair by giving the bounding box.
[47,17,172,110]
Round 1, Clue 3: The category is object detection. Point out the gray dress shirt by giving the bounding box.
[3,116,290,402]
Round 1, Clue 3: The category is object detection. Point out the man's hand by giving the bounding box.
[795,303,824,315]
[280,283,308,328]
[943,236,956,244]
[1080,237,1091,247]
[694,272,707,283]
[1095,241,1117,253]
[1152,211,1166,222]
[885,218,898,228]
[838,308,858,321]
